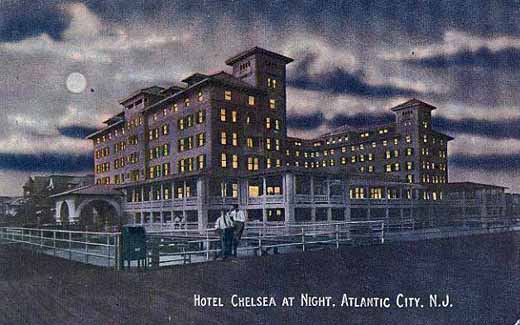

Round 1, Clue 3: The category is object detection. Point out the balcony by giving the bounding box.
[208,196,239,205]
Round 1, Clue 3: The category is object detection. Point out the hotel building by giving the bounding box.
[83,47,507,229]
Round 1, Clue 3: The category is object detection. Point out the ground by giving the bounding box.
[1,233,520,324]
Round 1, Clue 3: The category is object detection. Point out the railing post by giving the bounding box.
[206,230,210,261]
[53,231,56,256]
[381,222,385,244]
[301,227,305,252]
[85,233,89,264]
[335,224,339,249]
[106,234,111,267]
[40,229,43,249]
[69,232,72,260]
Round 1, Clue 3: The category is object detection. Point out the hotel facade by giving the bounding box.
[82,47,508,229]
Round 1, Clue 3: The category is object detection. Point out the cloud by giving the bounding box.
[449,166,520,192]
[0,1,71,42]
[448,134,520,157]
[383,30,520,61]
[0,152,92,172]
[433,116,520,140]
[288,53,421,98]
[58,126,98,139]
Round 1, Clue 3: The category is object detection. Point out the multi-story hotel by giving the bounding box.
[81,47,507,229]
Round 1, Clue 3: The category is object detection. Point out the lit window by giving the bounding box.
[231,110,238,123]
[266,158,272,169]
[221,153,227,168]
[173,103,178,112]
[197,110,205,124]
[224,90,232,101]
[162,124,169,135]
[232,154,239,169]
[232,133,238,146]
[248,96,255,106]
[247,137,254,148]
[220,131,227,145]
[194,133,203,146]
[220,108,226,122]
[265,117,271,129]
[275,119,280,130]
[269,99,276,109]
[266,138,272,150]
[198,91,203,102]
[198,155,205,169]
[184,98,190,107]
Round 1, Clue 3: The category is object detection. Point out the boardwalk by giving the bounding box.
[1,232,520,324]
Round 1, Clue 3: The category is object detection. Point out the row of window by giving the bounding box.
[178,110,206,130]
[149,163,171,179]
[149,124,169,140]
[94,147,110,159]
[179,133,205,152]
[422,174,447,184]
[149,144,170,160]
[95,162,110,174]
[178,155,206,173]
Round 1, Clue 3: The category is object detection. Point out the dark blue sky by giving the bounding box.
[0,0,519,194]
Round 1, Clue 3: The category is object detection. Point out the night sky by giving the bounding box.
[0,0,519,195]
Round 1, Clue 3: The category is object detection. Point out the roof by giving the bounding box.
[390,98,436,112]
[142,71,263,114]
[320,122,396,138]
[225,47,294,66]
[86,119,124,139]
[444,182,508,191]
[50,184,123,198]
[181,73,208,85]
[119,86,165,105]
[102,111,124,125]
[24,175,94,196]
[430,129,455,141]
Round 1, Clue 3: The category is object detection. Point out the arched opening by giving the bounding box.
[60,201,70,224]
[77,199,122,230]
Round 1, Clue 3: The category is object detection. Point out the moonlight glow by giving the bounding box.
[66,72,87,94]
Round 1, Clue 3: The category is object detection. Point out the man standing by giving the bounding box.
[214,209,235,260]
[230,204,246,257]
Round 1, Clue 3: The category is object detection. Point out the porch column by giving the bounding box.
[197,177,208,230]
[284,172,295,224]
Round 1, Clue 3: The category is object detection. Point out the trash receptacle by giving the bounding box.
[121,226,146,268]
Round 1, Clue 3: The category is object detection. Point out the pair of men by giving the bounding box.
[214,204,245,259]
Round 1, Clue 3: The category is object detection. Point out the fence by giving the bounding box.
[145,220,385,268]
[0,227,120,268]
[1,216,517,270]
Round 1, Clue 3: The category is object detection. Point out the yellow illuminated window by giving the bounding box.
[232,154,239,169]
[224,90,232,101]
[269,99,276,109]
[248,96,255,106]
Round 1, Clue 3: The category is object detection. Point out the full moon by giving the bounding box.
[66,72,87,94]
